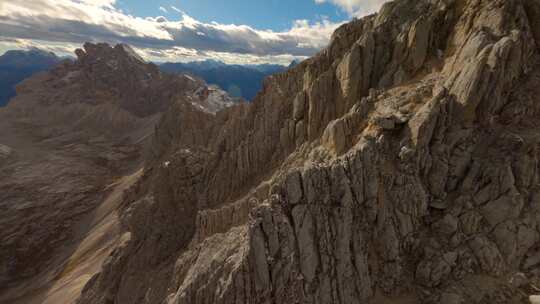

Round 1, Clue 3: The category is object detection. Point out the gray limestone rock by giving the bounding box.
[71,1,540,304]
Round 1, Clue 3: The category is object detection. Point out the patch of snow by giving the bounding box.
[163,161,170,168]
[530,295,540,304]
[189,85,239,114]
[205,86,235,110]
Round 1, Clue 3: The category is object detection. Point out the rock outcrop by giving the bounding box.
[76,0,540,303]
[5,0,540,303]
[0,43,236,304]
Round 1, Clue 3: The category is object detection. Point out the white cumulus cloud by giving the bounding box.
[0,0,345,64]
[315,0,387,17]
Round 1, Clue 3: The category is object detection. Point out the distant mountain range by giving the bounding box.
[0,48,297,106]
[159,60,290,100]
[0,49,62,106]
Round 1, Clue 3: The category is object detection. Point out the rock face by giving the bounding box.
[0,43,236,304]
[72,0,540,303]
[6,0,540,303]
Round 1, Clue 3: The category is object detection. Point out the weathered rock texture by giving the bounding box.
[73,0,540,303]
[71,0,540,303]
[6,0,540,303]
[0,43,236,304]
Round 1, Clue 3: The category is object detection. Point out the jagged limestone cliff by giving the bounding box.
[0,43,236,304]
[76,0,540,303]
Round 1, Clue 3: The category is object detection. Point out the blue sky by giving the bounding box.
[0,0,387,64]
[117,0,346,31]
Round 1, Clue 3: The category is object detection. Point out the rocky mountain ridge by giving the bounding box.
[0,42,236,304]
[76,0,540,303]
[3,0,540,303]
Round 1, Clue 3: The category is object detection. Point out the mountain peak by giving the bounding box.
[288,58,302,68]
[1,48,57,58]
[26,47,57,58]
[0,48,60,68]
[0,48,62,106]
[74,42,145,65]
[115,43,146,63]
[15,42,237,117]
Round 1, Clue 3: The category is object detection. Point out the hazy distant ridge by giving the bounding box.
[159,59,288,100]
[0,49,61,106]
